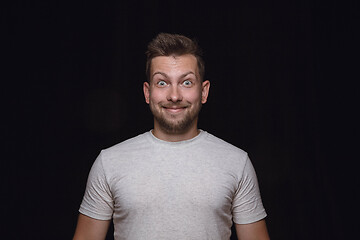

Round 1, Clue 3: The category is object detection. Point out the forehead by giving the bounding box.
[150,54,198,76]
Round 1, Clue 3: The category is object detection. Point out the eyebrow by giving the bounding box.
[152,71,197,79]
[152,72,168,79]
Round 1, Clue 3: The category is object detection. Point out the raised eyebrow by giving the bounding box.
[152,71,197,80]
[180,71,197,79]
[152,72,168,79]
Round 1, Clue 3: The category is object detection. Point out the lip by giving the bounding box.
[163,107,186,114]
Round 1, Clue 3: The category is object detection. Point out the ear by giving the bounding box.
[201,80,210,104]
[143,81,150,104]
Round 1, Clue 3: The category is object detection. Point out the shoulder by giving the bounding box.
[201,131,248,158]
[198,131,250,171]
[99,132,151,162]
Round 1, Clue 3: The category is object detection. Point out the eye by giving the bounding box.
[182,80,193,87]
[156,80,167,87]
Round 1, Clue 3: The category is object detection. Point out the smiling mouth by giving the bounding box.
[164,107,186,113]
[162,105,188,114]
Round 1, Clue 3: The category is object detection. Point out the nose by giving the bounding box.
[167,85,182,102]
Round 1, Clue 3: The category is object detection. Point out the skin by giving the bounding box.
[143,54,210,142]
[73,214,110,240]
[236,220,270,240]
[73,54,270,240]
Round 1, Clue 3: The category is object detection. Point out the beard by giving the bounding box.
[149,101,202,134]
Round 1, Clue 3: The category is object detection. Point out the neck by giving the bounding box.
[152,122,200,142]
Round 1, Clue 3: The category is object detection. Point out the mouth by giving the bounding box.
[162,105,188,114]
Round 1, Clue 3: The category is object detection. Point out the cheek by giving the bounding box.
[184,89,202,102]
[149,89,165,103]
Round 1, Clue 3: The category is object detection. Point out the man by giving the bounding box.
[73,33,270,240]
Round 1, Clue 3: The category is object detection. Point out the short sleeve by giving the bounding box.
[79,151,114,220]
[231,156,267,224]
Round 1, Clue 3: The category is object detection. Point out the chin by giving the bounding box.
[156,117,195,134]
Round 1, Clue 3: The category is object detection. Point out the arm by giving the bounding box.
[73,213,111,240]
[235,219,270,240]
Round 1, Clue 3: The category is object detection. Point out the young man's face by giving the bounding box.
[143,54,210,135]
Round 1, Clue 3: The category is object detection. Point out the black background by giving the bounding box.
[3,0,359,239]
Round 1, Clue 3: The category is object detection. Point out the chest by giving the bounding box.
[109,155,239,214]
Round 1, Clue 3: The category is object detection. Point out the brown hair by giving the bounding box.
[145,33,205,82]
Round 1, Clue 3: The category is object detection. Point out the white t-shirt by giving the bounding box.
[79,130,267,239]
